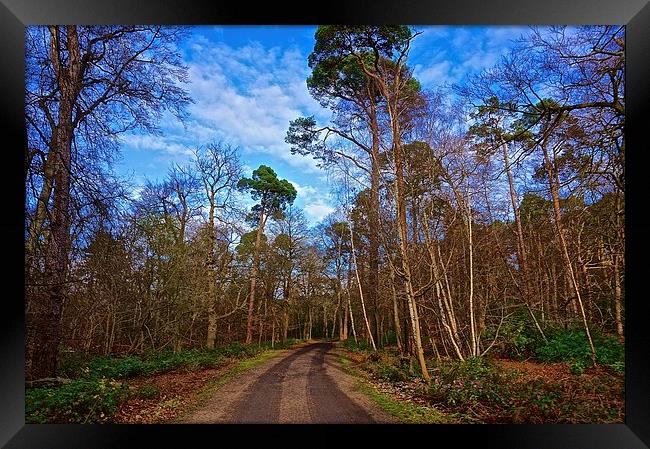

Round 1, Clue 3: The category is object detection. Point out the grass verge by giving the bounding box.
[335,348,452,424]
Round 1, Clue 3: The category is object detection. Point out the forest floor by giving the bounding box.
[115,341,624,424]
[335,343,624,424]
[111,340,394,423]
[112,350,281,423]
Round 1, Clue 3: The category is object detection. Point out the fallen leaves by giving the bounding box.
[112,362,235,424]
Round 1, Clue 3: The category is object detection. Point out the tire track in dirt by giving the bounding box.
[229,344,315,423]
[306,343,375,423]
[182,342,394,423]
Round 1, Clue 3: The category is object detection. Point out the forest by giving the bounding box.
[25,25,625,424]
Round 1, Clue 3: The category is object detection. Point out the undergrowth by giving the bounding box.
[340,330,624,424]
[26,378,128,423]
[486,314,624,374]
[27,339,303,423]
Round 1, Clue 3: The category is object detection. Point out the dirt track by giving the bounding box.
[180,342,394,424]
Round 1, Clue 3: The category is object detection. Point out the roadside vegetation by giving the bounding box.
[338,323,624,424]
[26,340,302,423]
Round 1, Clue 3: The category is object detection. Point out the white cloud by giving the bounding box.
[120,134,193,157]
[415,60,454,85]
[461,51,498,72]
[288,179,335,224]
[304,201,334,222]
[452,28,473,48]
[484,26,529,47]
[413,26,529,90]
[289,180,319,201]
[129,185,144,200]
[183,39,328,173]
[415,26,450,42]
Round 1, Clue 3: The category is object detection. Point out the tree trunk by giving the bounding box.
[26,153,56,289]
[422,216,464,360]
[246,207,267,344]
[368,103,382,349]
[353,44,428,376]
[308,307,312,340]
[348,219,376,351]
[613,192,624,339]
[502,141,546,340]
[26,26,83,380]
[206,202,218,349]
[613,252,623,338]
[388,101,429,379]
[331,295,340,338]
[467,195,478,357]
[258,295,266,346]
[347,258,358,344]
[541,135,597,366]
[389,268,403,354]
[282,308,289,342]
[342,291,349,341]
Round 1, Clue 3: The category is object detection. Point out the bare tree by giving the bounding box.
[193,142,241,348]
[25,25,190,380]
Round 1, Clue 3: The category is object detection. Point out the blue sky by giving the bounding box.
[115,25,532,225]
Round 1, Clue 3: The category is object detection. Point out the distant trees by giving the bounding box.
[270,207,310,342]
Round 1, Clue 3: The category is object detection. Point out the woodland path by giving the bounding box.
[180,342,395,424]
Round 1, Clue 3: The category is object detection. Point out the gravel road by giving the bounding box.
[181,342,394,424]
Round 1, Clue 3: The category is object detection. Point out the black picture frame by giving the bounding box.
[2,0,648,447]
